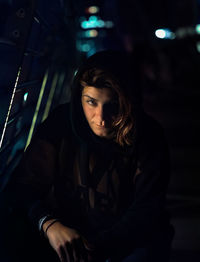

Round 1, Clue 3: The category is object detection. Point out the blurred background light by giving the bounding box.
[79,16,86,23]
[89,15,98,22]
[85,29,98,38]
[155,29,167,39]
[196,42,200,52]
[76,41,92,52]
[81,21,88,29]
[98,20,105,28]
[80,16,114,29]
[87,6,99,14]
[23,92,28,102]
[196,24,200,34]
[105,21,114,28]
[82,44,90,52]
[176,26,196,39]
[155,28,175,39]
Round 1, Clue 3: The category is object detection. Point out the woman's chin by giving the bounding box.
[89,124,113,138]
[92,127,108,138]
[94,131,108,137]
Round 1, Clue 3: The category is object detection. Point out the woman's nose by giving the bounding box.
[95,106,105,126]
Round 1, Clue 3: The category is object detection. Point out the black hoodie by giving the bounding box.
[4,51,171,259]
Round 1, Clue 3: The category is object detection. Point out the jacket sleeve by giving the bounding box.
[3,104,69,229]
[3,137,58,228]
[94,115,171,257]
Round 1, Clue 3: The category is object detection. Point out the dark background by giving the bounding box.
[0,0,200,261]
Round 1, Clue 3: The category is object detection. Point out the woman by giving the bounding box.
[3,51,173,262]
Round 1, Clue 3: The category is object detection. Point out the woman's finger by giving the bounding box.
[70,238,88,262]
[71,239,80,261]
[57,245,68,262]
[66,242,74,262]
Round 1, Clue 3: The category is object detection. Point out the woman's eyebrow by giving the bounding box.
[82,94,98,101]
[82,94,116,104]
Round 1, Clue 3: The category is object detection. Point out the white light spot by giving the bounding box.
[155,29,166,39]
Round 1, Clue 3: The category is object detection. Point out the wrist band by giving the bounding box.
[45,219,59,237]
[38,215,53,233]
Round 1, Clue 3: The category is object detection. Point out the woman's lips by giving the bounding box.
[96,124,106,128]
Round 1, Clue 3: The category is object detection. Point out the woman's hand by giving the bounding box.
[43,220,88,262]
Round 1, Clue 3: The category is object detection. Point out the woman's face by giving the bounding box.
[81,86,118,138]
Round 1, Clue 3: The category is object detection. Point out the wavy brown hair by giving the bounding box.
[79,68,135,147]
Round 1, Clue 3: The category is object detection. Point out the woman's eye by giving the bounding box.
[87,100,96,106]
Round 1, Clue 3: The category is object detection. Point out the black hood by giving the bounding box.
[70,50,142,152]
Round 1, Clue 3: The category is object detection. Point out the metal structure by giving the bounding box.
[0,0,77,190]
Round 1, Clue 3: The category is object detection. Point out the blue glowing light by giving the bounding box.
[80,16,114,29]
[24,92,28,102]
